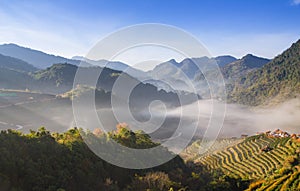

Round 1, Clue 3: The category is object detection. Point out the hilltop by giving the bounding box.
[229,39,300,106]
[222,54,270,80]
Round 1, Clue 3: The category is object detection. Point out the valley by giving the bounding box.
[1,1,300,190]
[0,37,299,191]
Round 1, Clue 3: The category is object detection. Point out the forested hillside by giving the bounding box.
[2,125,299,190]
[0,125,247,191]
[221,54,270,80]
[229,39,300,106]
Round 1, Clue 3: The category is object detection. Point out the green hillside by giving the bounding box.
[32,63,78,87]
[246,163,300,191]
[222,54,270,80]
[0,126,249,191]
[183,133,300,190]
[229,39,300,106]
[195,135,298,179]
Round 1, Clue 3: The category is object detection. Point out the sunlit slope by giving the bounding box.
[181,138,242,162]
[188,134,299,180]
[230,39,300,106]
[246,165,300,191]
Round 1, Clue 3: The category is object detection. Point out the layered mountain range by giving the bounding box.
[1,39,299,106]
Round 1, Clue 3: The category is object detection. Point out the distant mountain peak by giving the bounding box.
[230,38,300,106]
[72,56,85,61]
[0,43,75,69]
[245,53,254,56]
[215,55,236,59]
[0,44,137,73]
[214,55,237,67]
[2,43,21,47]
[1,43,59,57]
[242,54,261,60]
[221,54,270,80]
[235,54,270,68]
[165,58,180,66]
[168,58,177,63]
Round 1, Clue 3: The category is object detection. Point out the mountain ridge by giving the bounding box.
[0,43,78,69]
[229,39,300,106]
[0,53,38,72]
[221,54,270,80]
[0,44,139,73]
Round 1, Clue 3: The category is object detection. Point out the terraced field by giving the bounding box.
[185,135,299,180]
[181,138,242,161]
[246,165,300,191]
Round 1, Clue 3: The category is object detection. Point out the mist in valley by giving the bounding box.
[165,99,300,138]
[1,93,299,142]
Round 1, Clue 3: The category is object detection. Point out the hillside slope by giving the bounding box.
[0,43,80,69]
[0,126,252,191]
[222,54,270,80]
[229,39,300,106]
[246,163,300,191]
[0,53,37,72]
[0,44,137,73]
[194,135,299,179]
[182,132,300,190]
[0,68,34,89]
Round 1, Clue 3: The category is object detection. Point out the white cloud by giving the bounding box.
[0,1,123,58]
[292,0,300,5]
[0,1,299,64]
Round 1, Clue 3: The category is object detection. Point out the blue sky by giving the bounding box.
[0,0,300,63]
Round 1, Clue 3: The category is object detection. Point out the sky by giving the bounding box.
[0,0,300,66]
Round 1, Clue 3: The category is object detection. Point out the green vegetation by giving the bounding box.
[222,54,269,81]
[246,155,300,191]
[229,39,300,106]
[0,124,298,190]
[0,125,248,191]
[195,135,299,179]
[59,85,110,101]
[181,138,242,162]
[32,63,78,87]
[184,134,300,190]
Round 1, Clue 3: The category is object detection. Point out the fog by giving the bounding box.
[81,98,300,140]
[165,98,300,138]
[1,96,299,140]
